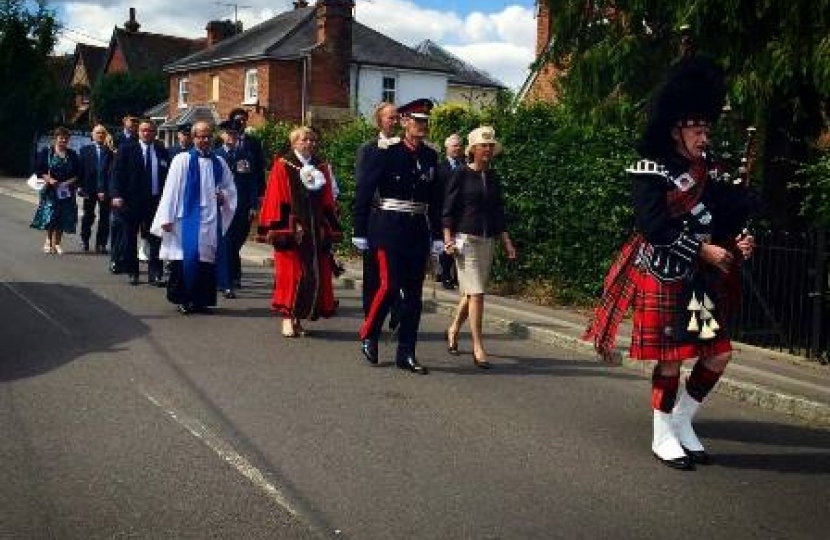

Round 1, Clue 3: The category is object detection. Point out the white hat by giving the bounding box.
[465,126,502,156]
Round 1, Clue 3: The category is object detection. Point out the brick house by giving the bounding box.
[517,1,562,103]
[162,0,454,132]
[101,8,206,76]
[65,43,107,126]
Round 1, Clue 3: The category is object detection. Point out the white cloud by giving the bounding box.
[54,0,535,89]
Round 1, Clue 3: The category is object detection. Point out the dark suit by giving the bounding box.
[78,143,114,250]
[436,157,460,287]
[215,144,259,286]
[111,140,170,280]
[354,139,379,315]
[114,131,137,150]
[236,133,266,197]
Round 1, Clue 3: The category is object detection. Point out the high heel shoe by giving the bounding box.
[472,351,491,369]
[446,329,460,355]
[281,319,297,338]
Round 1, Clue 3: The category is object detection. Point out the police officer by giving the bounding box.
[215,119,259,294]
[352,98,444,375]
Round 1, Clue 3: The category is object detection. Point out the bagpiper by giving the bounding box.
[584,57,761,470]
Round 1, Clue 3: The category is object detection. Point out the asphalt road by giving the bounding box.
[1,192,829,540]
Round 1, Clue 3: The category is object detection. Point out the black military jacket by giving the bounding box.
[353,139,443,248]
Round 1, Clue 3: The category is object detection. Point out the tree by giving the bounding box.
[90,71,167,126]
[540,0,830,228]
[0,0,63,175]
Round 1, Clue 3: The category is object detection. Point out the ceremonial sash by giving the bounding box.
[182,149,222,293]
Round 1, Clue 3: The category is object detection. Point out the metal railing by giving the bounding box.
[731,228,829,362]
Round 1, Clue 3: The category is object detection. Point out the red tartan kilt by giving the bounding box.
[630,266,732,362]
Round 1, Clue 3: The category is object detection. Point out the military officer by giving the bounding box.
[352,98,444,375]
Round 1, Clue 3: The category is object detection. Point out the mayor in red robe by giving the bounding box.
[258,126,342,337]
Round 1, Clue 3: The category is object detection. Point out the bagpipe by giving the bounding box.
[702,125,764,237]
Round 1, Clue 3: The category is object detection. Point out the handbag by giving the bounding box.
[26,174,45,191]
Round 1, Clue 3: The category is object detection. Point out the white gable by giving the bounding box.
[350,65,447,119]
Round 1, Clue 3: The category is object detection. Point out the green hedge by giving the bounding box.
[255,102,638,305]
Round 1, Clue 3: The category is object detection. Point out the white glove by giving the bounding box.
[352,237,368,251]
[431,240,444,255]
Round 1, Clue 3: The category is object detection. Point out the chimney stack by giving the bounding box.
[315,0,354,50]
[124,7,140,33]
[206,20,242,47]
[534,1,553,56]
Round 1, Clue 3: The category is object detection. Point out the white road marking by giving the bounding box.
[140,388,305,519]
[1,281,72,336]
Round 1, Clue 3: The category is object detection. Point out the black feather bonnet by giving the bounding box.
[638,56,726,159]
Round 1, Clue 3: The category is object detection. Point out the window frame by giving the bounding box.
[210,74,220,102]
[243,68,259,105]
[178,77,189,108]
[381,74,396,104]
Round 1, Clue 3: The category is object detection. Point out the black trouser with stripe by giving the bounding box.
[359,242,429,357]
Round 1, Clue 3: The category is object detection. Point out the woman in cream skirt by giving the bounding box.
[442,126,516,368]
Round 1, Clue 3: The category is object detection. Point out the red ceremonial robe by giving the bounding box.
[258,153,342,319]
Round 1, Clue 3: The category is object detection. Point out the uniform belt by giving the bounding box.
[377,198,428,214]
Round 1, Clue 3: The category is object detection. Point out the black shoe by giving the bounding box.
[81,240,90,252]
[154,278,167,288]
[682,446,712,465]
[442,279,456,290]
[473,353,492,369]
[223,289,236,299]
[361,339,379,365]
[178,304,193,315]
[128,274,139,286]
[109,262,122,274]
[653,453,695,471]
[396,354,429,375]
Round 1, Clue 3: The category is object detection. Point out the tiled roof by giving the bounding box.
[158,106,220,130]
[76,43,107,83]
[114,28,204,73]
[47,54,74,86]
[166,7,316,70]
[166,6,449,74]
[413,40,506,89]
[143,100,169,119]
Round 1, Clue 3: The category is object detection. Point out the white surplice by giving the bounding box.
[150,152,237,263]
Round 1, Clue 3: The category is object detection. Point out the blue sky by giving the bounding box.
[51,0,540,89]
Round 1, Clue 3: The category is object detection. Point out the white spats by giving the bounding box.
[652,410,687,461]
[672,389,705,452]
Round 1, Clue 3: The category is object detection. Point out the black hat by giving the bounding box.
[219,120,240,134]
[228,108,248,122]
[638,56,726,159]
[398,98,433,119]
[177,123,192,135]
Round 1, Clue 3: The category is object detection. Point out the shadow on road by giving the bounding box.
[701,419,830,474]
[0,282,150,381]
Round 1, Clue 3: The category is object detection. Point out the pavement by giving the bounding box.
[3,174,829,428]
